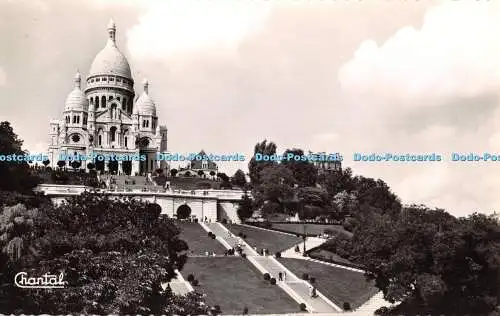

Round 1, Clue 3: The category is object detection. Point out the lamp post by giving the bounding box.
[302,201,307,256]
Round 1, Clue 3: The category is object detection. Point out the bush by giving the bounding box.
[263,273,270,281]
[275,252,281,258]
[343,302,351,311]
[241,253,247,258]
[243,307,249,314]
[302,273,309,280]
[192,279,199,286]
[309,277,316,284]
[211,234,216,239]
[208,232,213,237]
[299,303,307,311]
[187,274,195,282]
[270,278,276,285]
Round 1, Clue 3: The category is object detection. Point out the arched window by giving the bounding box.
[101,96,106,108]
[95,97,99,108]
[110,127,116,142]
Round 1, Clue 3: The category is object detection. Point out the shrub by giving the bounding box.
[270,278,276,285]
[309,277,316,284]
[208,232,213,237]
[211,234,216,239]
[302,273,309,280]
[243,307,249,314]
[343,302,351,311]
[241,253,247,258]
[187,274,195,282]
[263,273,270,281]
[192,279,199,286]
[275,252,281,258]
[299,303,307,311]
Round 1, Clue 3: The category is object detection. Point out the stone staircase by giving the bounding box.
[206,222,258,255]
[347,291,392,315]
[207,222,341,314]
[252,256,341,313]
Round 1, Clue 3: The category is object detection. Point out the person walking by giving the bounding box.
[278,272,283,282]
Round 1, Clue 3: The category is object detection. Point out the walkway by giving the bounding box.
[206,222,259,255]
[281,237,327,258]
[205,222,341,314]
[161,269,193,296]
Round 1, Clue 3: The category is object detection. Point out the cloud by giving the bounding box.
[0,67,6,86]
[339,1,500,108]
[337,1,500,216]
[126,0,272,59]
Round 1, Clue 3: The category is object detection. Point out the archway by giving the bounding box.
[176,204,192,220]
[108,160,118,174]
[122,161,132,175]
[95,159,104,172]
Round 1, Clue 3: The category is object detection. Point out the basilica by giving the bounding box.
[47,20,168,175]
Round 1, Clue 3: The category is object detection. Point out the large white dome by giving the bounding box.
[65,71,88,112]
[88,19,132,79]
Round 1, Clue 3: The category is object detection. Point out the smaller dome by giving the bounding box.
[134,79,156,116]
[65,70,88,112]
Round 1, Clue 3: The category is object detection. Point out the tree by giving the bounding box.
[237,193,253,221]
[253,164,295,212]
[42,159,50,168]
[184,171,191,177]
[0,121,40,192]
[323,167,355,196]
[217,173,229,183]
[209,170,216,180]
[197,170,204,177]
[248,140,277,185]
[281,148,317,187]
[87,162,95,172]
[349,206,500,315]
[170,169,178,178]
[57,160,66,169]
[231,169,247,187]
[332,190,358,219]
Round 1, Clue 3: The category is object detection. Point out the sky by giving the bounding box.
[1,0,499,217]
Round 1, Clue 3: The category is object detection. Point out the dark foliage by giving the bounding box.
[0,121,40,192]
[263,273,270,281]
[270,278,276,285]
[0,193,208,315]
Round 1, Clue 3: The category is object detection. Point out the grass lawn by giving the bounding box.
[270,223,352,237]
[182,257,298,315]
[177,222,227,255]
[308,248,353,266]
[225,223,302,253]
[278,258,379,309]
